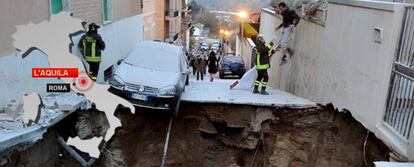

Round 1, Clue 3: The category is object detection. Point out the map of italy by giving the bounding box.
[12,12,135,158]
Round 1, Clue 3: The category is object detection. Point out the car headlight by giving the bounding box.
[109,75,125,89]
[158,86,176,97]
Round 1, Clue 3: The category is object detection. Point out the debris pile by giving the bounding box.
[199,105,275,149]
[0,92,88,152]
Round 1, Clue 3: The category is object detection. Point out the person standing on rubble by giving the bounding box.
[78,23,106,81]
[253,35,275,95]
[275,2,300,65]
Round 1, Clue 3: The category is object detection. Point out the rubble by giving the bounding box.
[4,99,23,120]
[200,105,274,149]
[1,103,391,167]
[0,91,89,152]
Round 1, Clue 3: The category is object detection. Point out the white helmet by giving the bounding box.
[256,34,265,44]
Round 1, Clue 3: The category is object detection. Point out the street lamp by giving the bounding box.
[238,11,248,39]
[238,11,247,19]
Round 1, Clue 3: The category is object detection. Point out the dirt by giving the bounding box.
[0,103,390,167]
[94,103,390,167]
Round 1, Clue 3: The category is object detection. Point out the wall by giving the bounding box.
[155,0,165,40]
[71,0,142,25]
[0,0,50,56]
[99,15,144,81]
[71,0,103,25]
[259,0,412,159]
[112,0,142,22]
[70,15,145,83]
[143,0,157,40]
[240,38,255,69]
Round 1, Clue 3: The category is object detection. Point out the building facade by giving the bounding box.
[145,0,192,47]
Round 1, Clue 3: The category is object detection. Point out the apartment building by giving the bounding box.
[181,0,193,51]
[143,0,157,40]
[146,0,192,47]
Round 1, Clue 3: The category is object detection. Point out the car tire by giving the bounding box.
[219,73,224,79]
[185,74,189,85]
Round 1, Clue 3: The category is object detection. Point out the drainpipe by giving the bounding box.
[56,135,95,167]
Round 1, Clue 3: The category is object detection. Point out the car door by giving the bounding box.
[179,53,188,87]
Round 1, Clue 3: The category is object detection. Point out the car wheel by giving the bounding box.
[219,73,224,79]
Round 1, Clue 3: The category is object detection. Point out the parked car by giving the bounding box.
[109,41,190,115]
[219,55,246,79]
[211,41,220,52]
[200,43,209,51]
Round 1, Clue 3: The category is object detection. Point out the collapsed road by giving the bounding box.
[0,102,390,167]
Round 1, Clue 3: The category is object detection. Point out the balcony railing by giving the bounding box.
[165,10,179,17]
[165,32,180,43]
[173,33,179,41]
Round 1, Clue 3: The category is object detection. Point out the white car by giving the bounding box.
[109,41,190,114]
[200,43,209,51]
[211,42,220,51]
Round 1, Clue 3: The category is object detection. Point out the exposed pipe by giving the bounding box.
[56,134,90,167]
[160,116,174,167]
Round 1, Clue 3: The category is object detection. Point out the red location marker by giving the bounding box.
[80,78,87,85]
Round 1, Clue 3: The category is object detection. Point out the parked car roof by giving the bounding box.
[223,56,243,63]
[124,41,183,72]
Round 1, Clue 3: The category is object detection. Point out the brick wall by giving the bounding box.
[71,0,103,25]
[113,0,142,21]
[155,0,165,40]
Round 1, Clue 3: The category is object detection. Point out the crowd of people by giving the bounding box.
[189,50,220,82]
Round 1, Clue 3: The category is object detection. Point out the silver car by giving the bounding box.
[109,41,190,114]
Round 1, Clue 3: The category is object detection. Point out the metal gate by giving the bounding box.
[384,6,414,140]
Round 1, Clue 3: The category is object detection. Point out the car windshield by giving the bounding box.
[124,49,180,73]
[223,57,242,64]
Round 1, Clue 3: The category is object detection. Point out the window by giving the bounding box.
[102,0,113,23]
[50,0,69,15]
[50,0,63,14]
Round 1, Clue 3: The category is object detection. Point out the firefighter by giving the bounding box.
[253,35,275,95]
[78,23,105,81]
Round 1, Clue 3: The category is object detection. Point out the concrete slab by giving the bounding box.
[181,77,316,109]
[0,92,88,152]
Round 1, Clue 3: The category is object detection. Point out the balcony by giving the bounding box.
[165,32,180,44]
[165,9,179,19]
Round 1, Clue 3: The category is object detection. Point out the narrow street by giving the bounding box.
[2,0,414,166]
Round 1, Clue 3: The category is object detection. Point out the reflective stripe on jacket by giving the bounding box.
[255,43,271,70]
[78,32,105,63]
